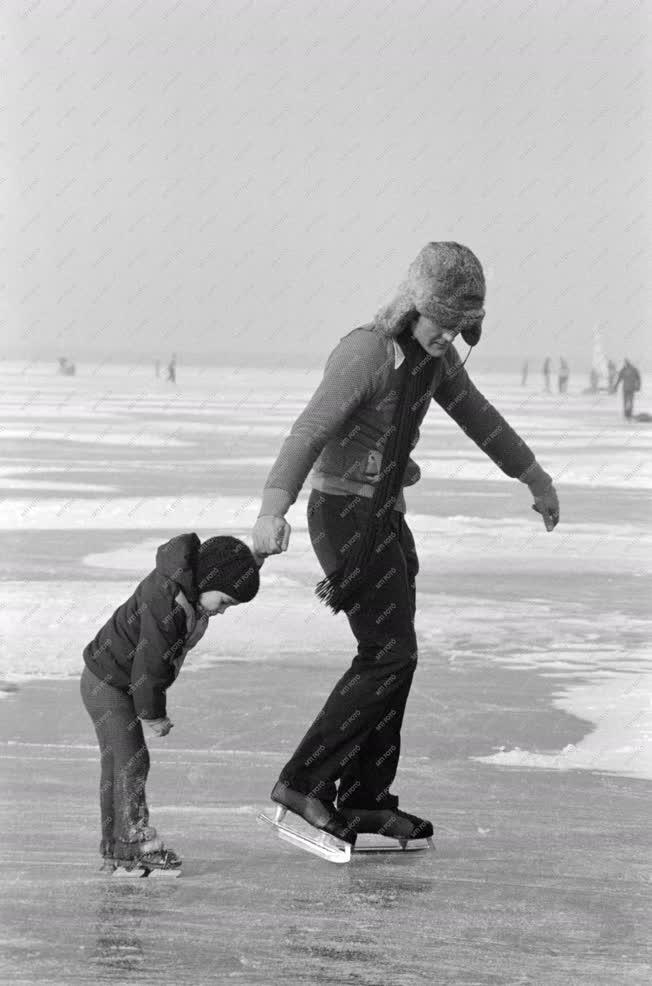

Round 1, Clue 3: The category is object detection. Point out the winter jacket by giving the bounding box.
[615,364,641,393]
[259,326,549,518]
[83,534,209,720]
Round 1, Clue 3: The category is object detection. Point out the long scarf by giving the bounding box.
[315,328,436,614]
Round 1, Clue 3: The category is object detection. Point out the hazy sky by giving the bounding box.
[6,0,651,371]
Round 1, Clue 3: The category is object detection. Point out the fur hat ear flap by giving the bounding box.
[461,322,482,346]
[374,281,417,338]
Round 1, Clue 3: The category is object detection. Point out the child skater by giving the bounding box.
[81,533,260,874]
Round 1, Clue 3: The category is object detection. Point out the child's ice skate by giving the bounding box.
[98,839,117,873]
[112,828,182,878]
[257,780,356,864]
[99,854,117,873]
[341,806,435,854]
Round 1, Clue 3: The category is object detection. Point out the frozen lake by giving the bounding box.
[2,359,651,779]
[1,358,651,985]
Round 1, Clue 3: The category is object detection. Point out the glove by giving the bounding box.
[142,716,174,738]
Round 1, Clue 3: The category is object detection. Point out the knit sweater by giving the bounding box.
[259,326,550,518]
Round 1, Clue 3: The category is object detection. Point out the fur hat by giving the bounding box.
[375,242,486,346]
[196,536,260,603]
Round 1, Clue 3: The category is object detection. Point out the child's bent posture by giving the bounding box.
[80,533,259,873]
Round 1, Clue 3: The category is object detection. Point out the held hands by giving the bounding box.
[142,716,174,738]
[252,515,291,559]
[530,483,560,531]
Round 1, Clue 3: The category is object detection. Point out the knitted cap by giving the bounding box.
[196,536,260,603]
[407,242,486,346]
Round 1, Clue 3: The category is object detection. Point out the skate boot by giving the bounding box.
[271,780,356,845]
[98,839,116,873]
[113,827,183,878]
[340,806,435,852]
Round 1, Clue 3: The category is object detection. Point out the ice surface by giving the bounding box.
[1,427,191,447]
[2,359,651,783]
[474,670,652,780]
[1,360,652,985]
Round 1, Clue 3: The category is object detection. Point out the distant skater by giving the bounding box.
[81,534,260,874]
[167,354,177,384]
[521,360,528,386]
[612,359,641,420]
[543,357,551,392]
[57,356,76,376]
[607,359,617,391]
[558,357,569,394]
[252,241,560,855]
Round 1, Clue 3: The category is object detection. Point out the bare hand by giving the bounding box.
[252,516,291,557]
[531,485,560,531]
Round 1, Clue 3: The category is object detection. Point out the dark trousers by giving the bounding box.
[80,665,151,856]
[623,390,634,419]
[280,490,419,810]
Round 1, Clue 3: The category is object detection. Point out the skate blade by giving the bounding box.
[112,865,181,879]
[353,836,435,854]
[257,808,352,864]
[112,866,150,879]
[147,867,181,878]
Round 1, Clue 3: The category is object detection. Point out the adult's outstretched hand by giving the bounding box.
[252,516,291,558]
[531,484,560,532]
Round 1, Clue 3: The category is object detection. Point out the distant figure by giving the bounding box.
[542,357,551,392]
[521,361,528,386]
[155,359,160,378]
[558,358,569,394]
[588,367,599,393]
[167,354,177,384]
[57,357,76,376]
[613,359,641,420]
[607,359,617,391]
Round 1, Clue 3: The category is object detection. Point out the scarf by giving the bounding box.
[315,328,436,614]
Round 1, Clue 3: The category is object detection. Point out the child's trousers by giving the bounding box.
[80,665,151,857]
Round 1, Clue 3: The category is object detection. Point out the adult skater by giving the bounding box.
[558,357,570,394]
[81,534,260,873]
[542,356,551,392]
[252,242,560,849]
[612,359,641,420]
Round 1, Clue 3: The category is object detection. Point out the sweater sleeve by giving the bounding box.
[130,604,184,720]
[433,346,547,484]
[258,331,387,517]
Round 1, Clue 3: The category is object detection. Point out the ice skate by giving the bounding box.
[257,781,356,864]
[98,840,117,873]
[341,807,435,854]
[112,829,182,878]
[99,855,117,873]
